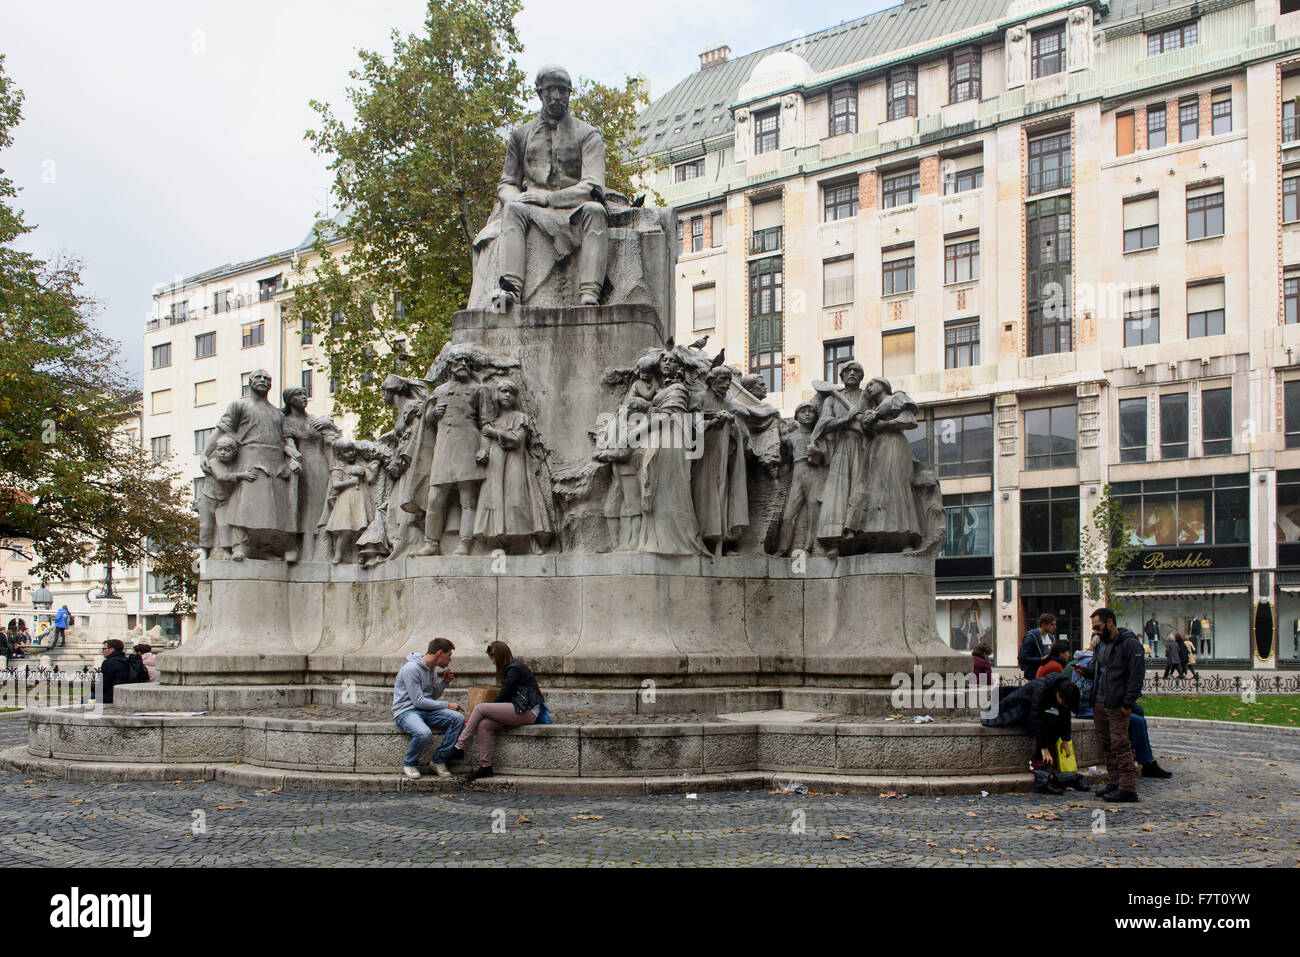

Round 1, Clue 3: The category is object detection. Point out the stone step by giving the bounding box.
[23,706,1101,783]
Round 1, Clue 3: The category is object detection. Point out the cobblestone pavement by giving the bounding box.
[0,719,1295,867]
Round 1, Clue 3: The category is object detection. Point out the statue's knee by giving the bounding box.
[579,201,606,224]
[503,201,530,225]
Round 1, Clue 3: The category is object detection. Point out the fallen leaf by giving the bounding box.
[571,814,603,821]
[514,815,536,825]
[834,834,852,840]
[536,839,549,846]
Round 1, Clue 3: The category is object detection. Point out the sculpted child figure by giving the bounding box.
[199,435,261,560]
[777,401,826,556]
[322,439,378,564]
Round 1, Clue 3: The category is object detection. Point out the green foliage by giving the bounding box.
[1138,694,1300,727]
[1070,485,1150,621]
[569,75,656,201]
[289,0,652,433]
[0,56,198,612]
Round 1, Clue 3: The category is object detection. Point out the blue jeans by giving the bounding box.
[395,708,465,767]
[1129,704,1154,766]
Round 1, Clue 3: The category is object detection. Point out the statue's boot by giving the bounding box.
[453,506,475,555]
[412,540,441,557]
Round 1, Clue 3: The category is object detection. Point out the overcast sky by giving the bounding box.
[4,0,890,382]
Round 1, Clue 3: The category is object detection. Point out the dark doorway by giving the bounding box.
[1023,596,1078,652]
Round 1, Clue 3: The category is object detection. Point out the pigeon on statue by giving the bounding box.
[689,334,709,350]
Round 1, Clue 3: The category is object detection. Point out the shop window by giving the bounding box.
[940,492,993,557]
[1285,380,1300,448]
[1114,473,1249,547]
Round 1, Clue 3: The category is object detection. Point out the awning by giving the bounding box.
[1279,585,1300,594]
[937,592,994,601]
[1115,587,1248,597]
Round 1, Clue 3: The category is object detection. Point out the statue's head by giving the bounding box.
[213,435,239,463]
[705,365,733,398]
[634,354,659,381]
[839,361,864,388]
[249,369,273,397]
[495,378,519,409]
[381,373,406,406]
[866,376,892,401]
[739,373,767,400]
[281,386,308,413]
[794,402,818,428]
[535,64,572,121]
[334,438,358,462]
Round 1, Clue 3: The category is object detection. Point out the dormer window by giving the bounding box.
[829,82,857,136]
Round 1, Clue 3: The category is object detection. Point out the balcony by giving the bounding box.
[1027,164,1071,196]
[750,226,782,255]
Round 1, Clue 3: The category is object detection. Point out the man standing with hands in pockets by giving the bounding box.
[392,638,465,778]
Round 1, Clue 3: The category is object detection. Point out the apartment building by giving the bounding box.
[638,0,1300,668]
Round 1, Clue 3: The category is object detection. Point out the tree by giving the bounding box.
[0,56,198,613]
[568,75,654,201]
[290,0,654,435]
[1070,485,1152,623]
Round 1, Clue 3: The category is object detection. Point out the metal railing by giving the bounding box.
[1000,672,1300,695]
[749,226,782,255]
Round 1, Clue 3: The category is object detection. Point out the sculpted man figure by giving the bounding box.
[414,349,488,556]
[494,64,608,308]
[210,369,301,561]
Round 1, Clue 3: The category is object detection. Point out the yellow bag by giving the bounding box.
[1055,738,1077,773]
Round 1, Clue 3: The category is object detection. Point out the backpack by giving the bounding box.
[125,654,151,684]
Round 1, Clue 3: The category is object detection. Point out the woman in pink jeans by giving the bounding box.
[449,641,547,781]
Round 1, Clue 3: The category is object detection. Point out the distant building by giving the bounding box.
[637,0,1300,668]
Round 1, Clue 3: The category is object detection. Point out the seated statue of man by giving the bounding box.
[493,63,608,308]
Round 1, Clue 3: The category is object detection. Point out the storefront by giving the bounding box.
[935,491,994,652]
[1113,474,1253,664]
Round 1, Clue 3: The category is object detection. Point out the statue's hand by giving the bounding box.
[287,458,302,474]
[517,192,548,207]
[433,400,448,420]
[475,449,489,465]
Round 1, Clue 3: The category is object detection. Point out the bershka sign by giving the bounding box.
[1133,545,1250,573]
[1141,551,1214,571]
[49,887,151,937]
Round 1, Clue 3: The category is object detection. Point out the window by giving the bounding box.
[194,427,215,454]
[674,158,705,183]
[1123,195,1159,251]
[882,247,915,296]
[1026,196,1072,356]
[750,198,781,253]
[393,297,405,321]
[167,300,188,323]
[1114,474,1248,547]
[151,342,172,369]
[944,152,983,194]
[151,389,172,415]
[195,331,216,358]
[1287,276,1299,324]
[1025,405,1077,470]
[1160,392,1189,459]
[823,339,854,383]
[823,257,854,308]
[1202,387,1231,456]
[1179,97,1199,142]
[1119,397,1147,462]
[949,46,981,103]
[330,308,343,328]
[690,216,704,253]
[329,375,338,396]
[940,492,993,558]
[754,108,779,154]
[1187,280,1226,338]
[823,181,858,221]
[692,284,716,331]
[1285,175,1299,223]
[1031,24,1065,78]
[1116,111,1135,156]
[944,236,979,284]
[749,257,783,394]
[194,379,217,407]
[241,319,265,349]
[9,581,21,603]
[1123,287,1159,347]
[829,83,857,136]
[886,66,917,121]
[945,319,980,369]
[150,436,171,461]
[1147,104,1167,149]
[1186,184,1224,240]
[1287,381,1300,448]
[301,367,313,399]
[301,317,313,346]
[711,211,725,247]
[1020,487,1079,554]
[1286,98,1299,144]
[881,169,920,208]
[240,372,252,397]
[676,220,683,252]
[258,275,281,302]
[213,288,233,314]
[1211,91,1232,135]
[1027,131,1070,194]
[882,329,915,379]
[1147,20,1197,55]
[929,409,993,477]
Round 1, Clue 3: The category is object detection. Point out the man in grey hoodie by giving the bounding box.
[392,638,464,778]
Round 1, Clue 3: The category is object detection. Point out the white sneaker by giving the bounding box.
[402,765,421,779]
[432,762,452,778]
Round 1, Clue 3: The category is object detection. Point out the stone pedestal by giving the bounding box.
[452,304,665,471]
